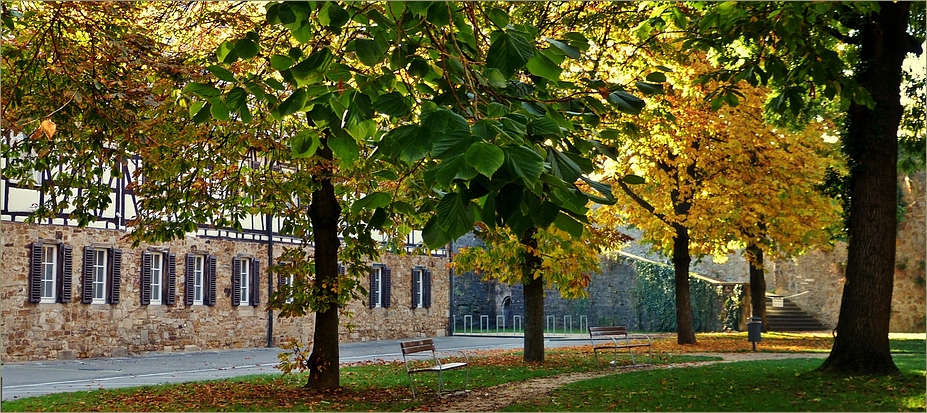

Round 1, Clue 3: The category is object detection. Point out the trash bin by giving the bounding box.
[747,317,762,351]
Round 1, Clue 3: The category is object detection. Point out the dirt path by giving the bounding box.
[415,353,828,412]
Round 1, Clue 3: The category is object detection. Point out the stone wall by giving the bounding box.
[1,221,450,362]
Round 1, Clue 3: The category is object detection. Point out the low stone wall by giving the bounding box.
[1,221,449,362]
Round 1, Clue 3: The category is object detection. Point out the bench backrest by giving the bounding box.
[401,339,436,355]
[589,326,629,338]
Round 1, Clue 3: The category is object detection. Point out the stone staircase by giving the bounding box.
[764,296,828,332]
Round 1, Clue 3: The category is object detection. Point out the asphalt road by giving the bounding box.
[1,335,587,401]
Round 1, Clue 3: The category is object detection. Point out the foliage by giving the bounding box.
[453,224,630,299]
[275,338,315,376]
[629,261,742,333]
[504,355,927,412]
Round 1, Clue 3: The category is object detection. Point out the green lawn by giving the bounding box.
[2,335,923,412]
[504,354,927,412]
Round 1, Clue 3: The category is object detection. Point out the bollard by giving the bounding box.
[747,317,762,352]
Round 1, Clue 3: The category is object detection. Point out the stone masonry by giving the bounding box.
[1,221,450,362]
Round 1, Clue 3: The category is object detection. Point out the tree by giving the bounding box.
[666,1,924,375]
[594,56,843,344]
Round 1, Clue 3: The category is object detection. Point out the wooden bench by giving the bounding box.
[400,339,470,398]
[589,326,653,367]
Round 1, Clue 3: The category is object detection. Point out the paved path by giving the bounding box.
[0,335,586,401]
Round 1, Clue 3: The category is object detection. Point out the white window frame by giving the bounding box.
[373,267,383,308]
[414,269,425,308]
[91,249,108,304]
[150,252,163,305]
[282,275,294,303]
[192,255,204,305]
[239,257,251,306]
[40,244,58,303]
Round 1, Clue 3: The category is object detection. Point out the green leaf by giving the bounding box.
[386,125,431,165]
[422,216,452,249]
[554,212,584,238]
[544,38,580,59]
[270,54,295,70]
[607,91,645,115]
[319,2,349,28]
[465,142,505,178]
[209,98,230,121]
[239,105,253,124]
[486,31,535,78]
[436,192,474,239]
[435,154,478,186]
[235,38,259,60]
[347,119,377,141]
[526,50,562,81]
[504,145,544,182]
[291,21,313,44]
[225,87,248,112]
[290,129,320,158]
[352,192,392,214]
[622,174,646,185]
[183,82,221,99]
[329,134,360,166]
[188,101,206,119]
[425,109,472,158]
[487,102,510,118]
[193,102,212,124]
[207,65,237,82]
[355,38,384,66]
[635,81,664,95]
[487,7,510,27]
[527,117,563,138]
[581,175,614,203]
[656,65,674,73]
[372,92,412,116]
[216,41,238,64]
[289,48,333,86]
[277,88,307,118]
[407,57,430,77]
[533,201,561,229]
[645,72,667,82]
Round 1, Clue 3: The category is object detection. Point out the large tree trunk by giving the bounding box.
[819,2,912,376]
[521,227,545,363]
[747,244,767,333]
[304,139,342,389]
[672,223,697,345]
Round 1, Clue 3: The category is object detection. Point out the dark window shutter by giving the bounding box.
[338,264,345,276]
[424,270,432,309]
[165,252,176,305]
[368,270,376,309]
[383,267,392,308]
[231,257,242,307]
[184,254,195,306]
[206,255,217,306]
[60,244,72,303]
[82,247,94,304]
[108,248,122,304]
[411,269,420,309]
[140,251,152,305]
[28,243,42,303]
[251,259,261,306]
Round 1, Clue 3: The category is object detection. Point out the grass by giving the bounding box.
[2,333,923,412]
[504,354,927,412]
[0,349,713,412]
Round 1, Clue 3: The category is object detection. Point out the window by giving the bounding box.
[150,253,163,304]
[279,275,294,303]
[41,245,57,303]
[232,256,261,307]
[141,250,176,305]
[81,247,122,305]
[411,267,432,309]
[185,254,216,306]
[368,264,391,309]
[29,242,72,304]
